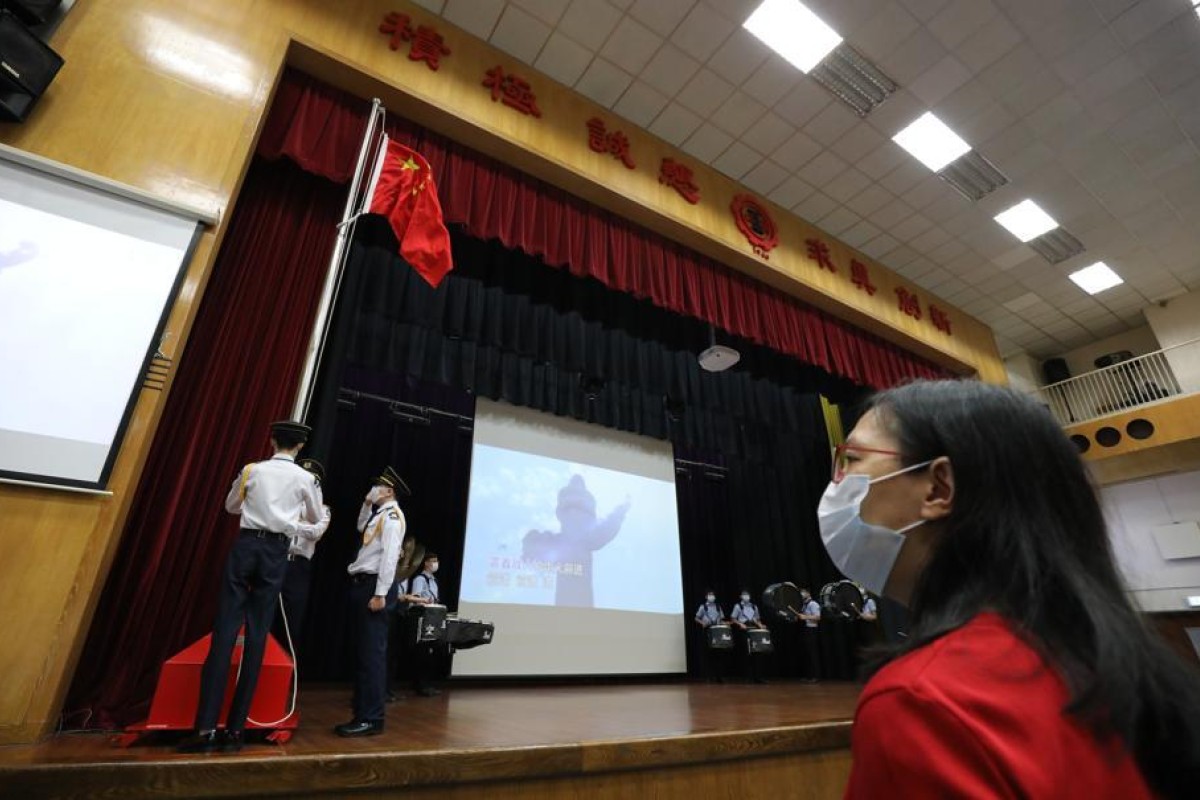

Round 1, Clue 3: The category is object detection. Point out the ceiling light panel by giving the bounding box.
[1069,262,1123,295]
[743,0,843,73]
[892,112,971,172]
[809,43,897,117]
[937,150,1009,201]
[1027,228,1085,264]
[994,199,1058,242]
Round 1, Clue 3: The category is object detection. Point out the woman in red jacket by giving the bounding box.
[820,380,1199,799]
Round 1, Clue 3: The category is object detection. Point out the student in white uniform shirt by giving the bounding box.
[179,420,323,753]
[335,465,409,737]
[272,457,332,658]
[406,552,443,697]
[798,587,822,683]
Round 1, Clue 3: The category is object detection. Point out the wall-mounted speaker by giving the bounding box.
[0,9,63,122]
[1042,357,1070,385]
[1,0,62,27]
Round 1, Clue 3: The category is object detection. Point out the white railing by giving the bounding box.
[1040,337,1200,426]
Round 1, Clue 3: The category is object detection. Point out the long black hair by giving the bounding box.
[868,379,1199,798]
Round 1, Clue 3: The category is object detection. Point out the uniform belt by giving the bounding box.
[241,528,288,542]
[286,553,310,562]
[350,572,378,584]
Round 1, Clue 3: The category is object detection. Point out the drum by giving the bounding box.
[412,603,448,642]
[820,580,865,620]
[746,628,773,654]
[445,617,495,650]
[761,582,805,622]
[706,624,733,649]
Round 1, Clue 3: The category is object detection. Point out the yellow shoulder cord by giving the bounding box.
[239,464,253,500]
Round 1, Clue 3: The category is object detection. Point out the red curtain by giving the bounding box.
[259,70,950,388]
[65,158,345,728]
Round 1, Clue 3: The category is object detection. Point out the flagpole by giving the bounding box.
[291,99,385,421]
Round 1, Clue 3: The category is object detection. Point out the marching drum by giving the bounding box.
[746,627,773,654]
[820,580,865,620]
[762,582,805,622]
[706,624,733,649]
[445,617,495,650]
[411,603,448,642]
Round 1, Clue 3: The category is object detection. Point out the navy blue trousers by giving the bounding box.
[349,577,398,724]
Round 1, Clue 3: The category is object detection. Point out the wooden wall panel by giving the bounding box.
[1066,395,1200,485]
[0,0,1003,743]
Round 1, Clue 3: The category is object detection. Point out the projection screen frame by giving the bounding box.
[0,143,216,492]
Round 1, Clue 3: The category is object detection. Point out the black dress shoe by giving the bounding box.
[335,720,384,737]
[177,730,222,753]
[221,730,244,752]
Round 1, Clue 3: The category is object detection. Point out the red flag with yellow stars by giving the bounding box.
[363,136,454,287]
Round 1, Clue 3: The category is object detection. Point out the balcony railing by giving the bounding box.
[1040,338,1200,426]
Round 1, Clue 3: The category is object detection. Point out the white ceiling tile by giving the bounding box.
[629,0,696,37]
[490,5,553,65]
[909,54,973,106]
[901,175,952,210]
[574,58,634,108]
[774,80,833,128]
[676,68,735,117]
[910,225,953,252]
[933,81,993,131]
[926,0,996,51]
[640,44,701,96]
[706,28,770,86]
[845,184,896,218]
[442,0,505,40]
[740,159,790,196]
[741,112,796,156]
[954,13,1021,73]
[861,233,901,260]
[767,176,817,209]
[992,244,1035,269]
[771,129,823,171]
[558,0,623,50]
[856,142,909,180]
[797,151,850,186]
[865,197,914,229]
[599,15,664,73]
[825,167,873,204]
[828,124,885,164]
[742,56,798,107]
[977,44,1046,97]
[898,0,951,23]
[700,0,758,23]
[680,122,735,162]
[878,29,949,85]
[510,0,572,26]
[864,89,925,138]
[709,91,767,137]
[1090,0,1140,23]
[802,102,860,147]
[608,0,633,7]
[612,80,670,126]
[818,206,862,236]
[805,0,879,32]
[712,140,762,179]
[411,0,444,13]
[955,102,1017,148]
[1073,56,1143,105]
[851,1,921,62]
[841,220,883,249]
[999,70,1066,118]
[879,160,929,196]
[674,3,737,61]
[534,31,594,86]
[792,191,840,222]
[1109,0,1192,47]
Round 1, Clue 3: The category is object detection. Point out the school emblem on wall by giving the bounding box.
[730,194,778,259]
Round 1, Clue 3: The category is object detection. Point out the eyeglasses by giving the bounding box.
[831,443,902,483]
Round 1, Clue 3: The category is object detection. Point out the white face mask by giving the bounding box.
[428,562,439,574]
[740,594,750,602]
[817,460,932,598]
[366,485,384,504]
[705,594,715,603]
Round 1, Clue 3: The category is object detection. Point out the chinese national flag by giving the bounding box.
[363,136,454,287]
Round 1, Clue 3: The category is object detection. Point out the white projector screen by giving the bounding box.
[454,399,686,676]
[0,151,202,490]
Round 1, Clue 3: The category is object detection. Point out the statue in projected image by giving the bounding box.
[522,474,630,608]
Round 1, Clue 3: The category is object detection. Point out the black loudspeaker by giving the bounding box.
[1042,357,1071,385]
[0,9,63,122]
[1,0,62,27]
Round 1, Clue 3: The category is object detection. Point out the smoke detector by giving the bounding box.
[698,344,740,372]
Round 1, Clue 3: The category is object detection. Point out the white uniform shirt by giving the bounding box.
[861,597,877,618]
[731,600,760,625]
[802,598,821,628]
[348,499,406,596]
[411,571,439,603]
[224,454,322,534]
[286,504,332,560]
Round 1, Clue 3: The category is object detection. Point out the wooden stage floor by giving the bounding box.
[0,681,862,799]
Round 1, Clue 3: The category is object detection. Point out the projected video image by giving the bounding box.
[460,444,683,614]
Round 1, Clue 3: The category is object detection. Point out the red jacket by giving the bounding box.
[845,612,1152,798]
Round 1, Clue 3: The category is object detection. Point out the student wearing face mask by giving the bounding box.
[335,466,409,737]
[406,552,443,697]
[693,590,728,682]
[819,380,1199,799]
[730,589,768,684]
[796,587,821,683]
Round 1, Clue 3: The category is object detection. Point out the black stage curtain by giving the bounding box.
[296,217,863,682]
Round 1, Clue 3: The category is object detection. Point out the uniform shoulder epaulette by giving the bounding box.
[387,510,400,520]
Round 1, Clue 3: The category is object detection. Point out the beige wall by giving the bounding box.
[0,0,1004,743]
[1145,290,1200,394]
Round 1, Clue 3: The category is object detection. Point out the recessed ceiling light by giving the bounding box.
[743,0,843,73]
[994,199,1059,242]
[892,112,971,172]
[1069,262,1123,295]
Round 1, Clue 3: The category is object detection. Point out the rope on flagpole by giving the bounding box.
[291,99,386,422]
